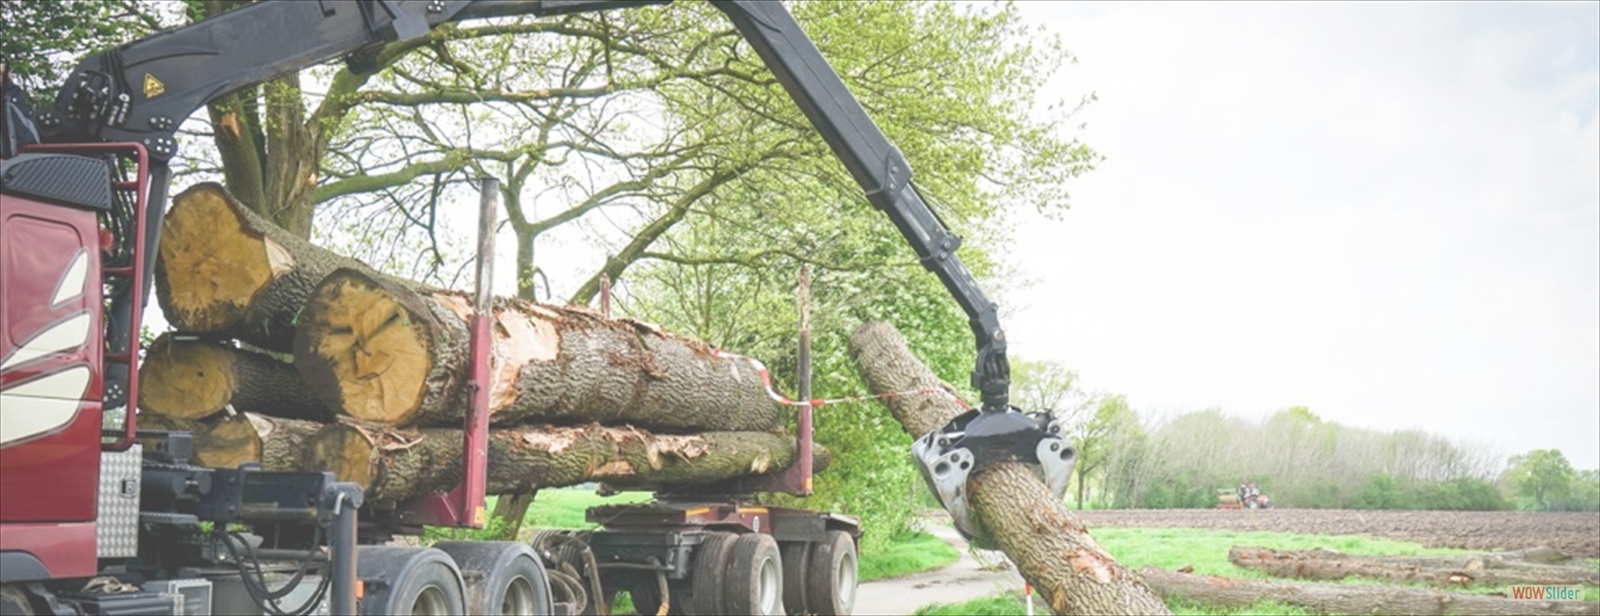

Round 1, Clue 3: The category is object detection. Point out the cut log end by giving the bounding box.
[137,336,237,419]
[309,424,379,490]
[156,183,286,332]
[195,413,264,469]
[301,273,431,424]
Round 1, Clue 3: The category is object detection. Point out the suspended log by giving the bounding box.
[138,334,332,422]
[1228,546,1600,587]
[848,321,1171,615]
[307,422,821,502]
[1140,566,1599,616]
[292,268,781,432]
[154,182,387,352]
[137,412,320,472]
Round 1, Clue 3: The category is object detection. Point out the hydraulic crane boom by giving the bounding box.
[25,0,1012,413]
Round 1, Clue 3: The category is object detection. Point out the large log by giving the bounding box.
[137,412,320,472]
[1140,566,1599,616]
[292,268,781,432]
[848,321,1171,615]
[307,422,818,502]
[154,182,385,352]
[1228,546,1600,587]
[138,334,332,422]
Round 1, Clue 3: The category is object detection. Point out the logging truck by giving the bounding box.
[1,0,1075,614]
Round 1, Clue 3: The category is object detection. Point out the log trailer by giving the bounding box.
[0,0,1075,614]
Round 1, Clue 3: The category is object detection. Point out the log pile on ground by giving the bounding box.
[137,183,801,503]
[1228,545,1600,587]
[1141,566,1599,616]
[849,321,1173,615]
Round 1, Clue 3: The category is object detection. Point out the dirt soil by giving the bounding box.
[1074,509,1600,559]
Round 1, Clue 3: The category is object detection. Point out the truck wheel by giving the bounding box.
[357,546,468,615]
[722,534,782,616]
[688,532,734,615]
[434,541,552,615]
[780,542,810,616]
[0,585,35,616]
[805,530,857,615]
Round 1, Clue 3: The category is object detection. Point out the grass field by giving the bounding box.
[914,527,1599,615]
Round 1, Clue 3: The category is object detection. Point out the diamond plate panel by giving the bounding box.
[97,444,142,558]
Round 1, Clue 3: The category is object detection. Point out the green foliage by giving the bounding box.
[618,0,1096,549]
[858,531,961,582]
[1501,449,1579,510]
[1355,473,1409,510]
[1410,477,1510,511]
[0,1,170,104]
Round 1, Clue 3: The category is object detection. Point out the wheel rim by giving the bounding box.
[503,575,536,615]
[412,586,451,616]
[758,556,781,614]
[837,550,857,610]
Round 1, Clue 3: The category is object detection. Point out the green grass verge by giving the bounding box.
[512,489,655,530]
[859,530,961,582]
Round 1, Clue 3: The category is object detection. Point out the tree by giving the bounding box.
[1502,449,1577,510]
[0,1,171,105]
[1011,358,1085,416]
[1068,394,1138,509]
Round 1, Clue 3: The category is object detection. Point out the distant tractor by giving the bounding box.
[1218,483,1274,510]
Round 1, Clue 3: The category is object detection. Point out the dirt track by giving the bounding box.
[1074,509,1600,559]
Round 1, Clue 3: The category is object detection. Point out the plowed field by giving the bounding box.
[1074,509,1600,559]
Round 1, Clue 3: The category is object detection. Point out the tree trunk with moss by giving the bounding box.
[138,333,332,422]
[154,183,387,353]
[848,321,1171,616]
[306,422,818,503]
[292,268,781,432]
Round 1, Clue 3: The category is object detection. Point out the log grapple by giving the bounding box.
[912,407,1075,549]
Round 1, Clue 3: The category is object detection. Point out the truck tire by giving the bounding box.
[433,541,552,615]
[780,542,809,616]
[688,532,734,615]
[357,547,468,615]
[722,534,782,616]
[805,530,857,615]
[0,585,34,616]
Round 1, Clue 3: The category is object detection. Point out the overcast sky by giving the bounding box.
[1000,1,1599,468]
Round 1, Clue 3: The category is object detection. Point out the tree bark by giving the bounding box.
[1228,546,1600,587]
[1139,566,1599,616]
[848,321,1171,616]
[138,334,332,422]
[137,412,320,472]
[306,422,818,503]
[154,182,387,352]
[293,268,781,432]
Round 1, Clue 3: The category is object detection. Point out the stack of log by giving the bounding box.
[138,183,813,503]
[1141,545,1600,616]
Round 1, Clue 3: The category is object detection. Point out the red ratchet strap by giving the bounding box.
[712,349,974,411]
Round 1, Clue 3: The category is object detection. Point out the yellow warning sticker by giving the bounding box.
[143,73,165,99]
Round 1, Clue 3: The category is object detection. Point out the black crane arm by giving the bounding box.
[29,0,1010,412]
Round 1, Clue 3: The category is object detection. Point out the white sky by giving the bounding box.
[1000,1,1600,468]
